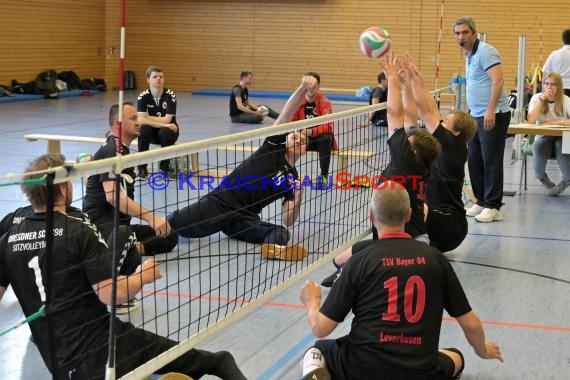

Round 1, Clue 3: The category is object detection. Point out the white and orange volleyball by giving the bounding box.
[359,26,391,59]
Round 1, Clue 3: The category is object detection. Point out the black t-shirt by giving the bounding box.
[0,206,85,237]
[0,211,112,372]
[229,85,248,117]
[82,135,136,226]
[321,235,472,378]
[0,206,34,237]
[303,102,318,119]
[426,124,467,212]
[137,88,178,125]
[369,87,388,124]
[207,134,298,215]
[382,128,429,237]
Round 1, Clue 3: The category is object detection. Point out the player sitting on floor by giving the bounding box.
[405,54,477,252]
[0,153,247,380]
[321,52,440,286]
[300,181,503,380]
[168,75,319,261]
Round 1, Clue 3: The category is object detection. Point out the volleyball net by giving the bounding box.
[0,101,398,379]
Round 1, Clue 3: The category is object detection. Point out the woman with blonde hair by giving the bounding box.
[527,72,570,195]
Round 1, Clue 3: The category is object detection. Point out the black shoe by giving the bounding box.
[137,167,148,179]
[321,267,342,288]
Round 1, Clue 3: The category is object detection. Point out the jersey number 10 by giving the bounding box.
[382,275,426,323]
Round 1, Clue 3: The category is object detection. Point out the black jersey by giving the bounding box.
[382,128,429,237]
[426,124,466,211]
[208,134,297,215]
[0,206,85,237]
[321,234,471,378]
[369,87,388,125]
[0,211,112,372]
[0,206,34,236]
[229,85,248,117]
[82,135,136,225]
[137,88,178,125]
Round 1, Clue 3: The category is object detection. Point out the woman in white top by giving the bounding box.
[527,72,570,195]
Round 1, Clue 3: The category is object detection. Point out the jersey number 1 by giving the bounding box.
[382,275,426,323]
[28,256,46,303]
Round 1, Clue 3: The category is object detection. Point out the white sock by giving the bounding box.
[302,347,326,377]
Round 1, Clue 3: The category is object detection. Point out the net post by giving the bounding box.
[45,173,60,378]
[105,173,122,380]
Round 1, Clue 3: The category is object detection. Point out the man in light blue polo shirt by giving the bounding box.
[454,16,511,223]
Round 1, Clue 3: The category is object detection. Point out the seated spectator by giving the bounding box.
[526,72,570,195]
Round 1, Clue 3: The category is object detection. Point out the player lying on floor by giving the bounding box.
[168,75,320,261]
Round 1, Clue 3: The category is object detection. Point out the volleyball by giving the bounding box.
[359,27,391,59]
[258,105,270,116]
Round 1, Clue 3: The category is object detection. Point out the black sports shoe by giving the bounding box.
[321,267,342,288]
[137,167,148,180]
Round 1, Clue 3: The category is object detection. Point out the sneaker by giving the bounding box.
[137,167,149,180]
[351,178,371,189]
[319,176,329,189]
[547,179,570,196]
[114,298,140,315]
[302,368,331,380]
[158,374,194,380]
[465,204,484,217]
[475,208,503,223]
[321,267,342,288]
[261,243,308,261]
[539,175,555,190]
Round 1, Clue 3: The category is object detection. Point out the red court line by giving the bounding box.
[143,290,569,332]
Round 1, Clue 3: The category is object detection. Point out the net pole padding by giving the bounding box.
[51,83,453,185]
[119,229,372,380]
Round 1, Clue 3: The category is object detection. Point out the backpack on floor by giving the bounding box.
[58,71,82,90]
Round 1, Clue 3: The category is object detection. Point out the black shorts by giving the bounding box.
[313,338,460,380]
[426,207,467,252]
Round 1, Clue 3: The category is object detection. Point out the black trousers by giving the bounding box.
[230,106,279,124]
[138,124,179,172]
[307,133,335,176]
[168,196,290,244]
[97,220,179,275]
[58,319,246,379]
[467,111,511,210]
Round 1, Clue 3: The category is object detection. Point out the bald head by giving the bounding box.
[370,181,411,227]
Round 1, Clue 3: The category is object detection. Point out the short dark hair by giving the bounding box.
[21,154,67,209]
[240,71,254,79]
[562,29,570,45]
[108,101,135,127]
[377,72,387,83]
[409,129,441,169]
[145,65,163,79]
[305,71,320,84]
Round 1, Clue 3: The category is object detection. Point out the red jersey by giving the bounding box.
[291,93,338,150]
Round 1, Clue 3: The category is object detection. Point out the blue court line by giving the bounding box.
[256,332,315,380]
